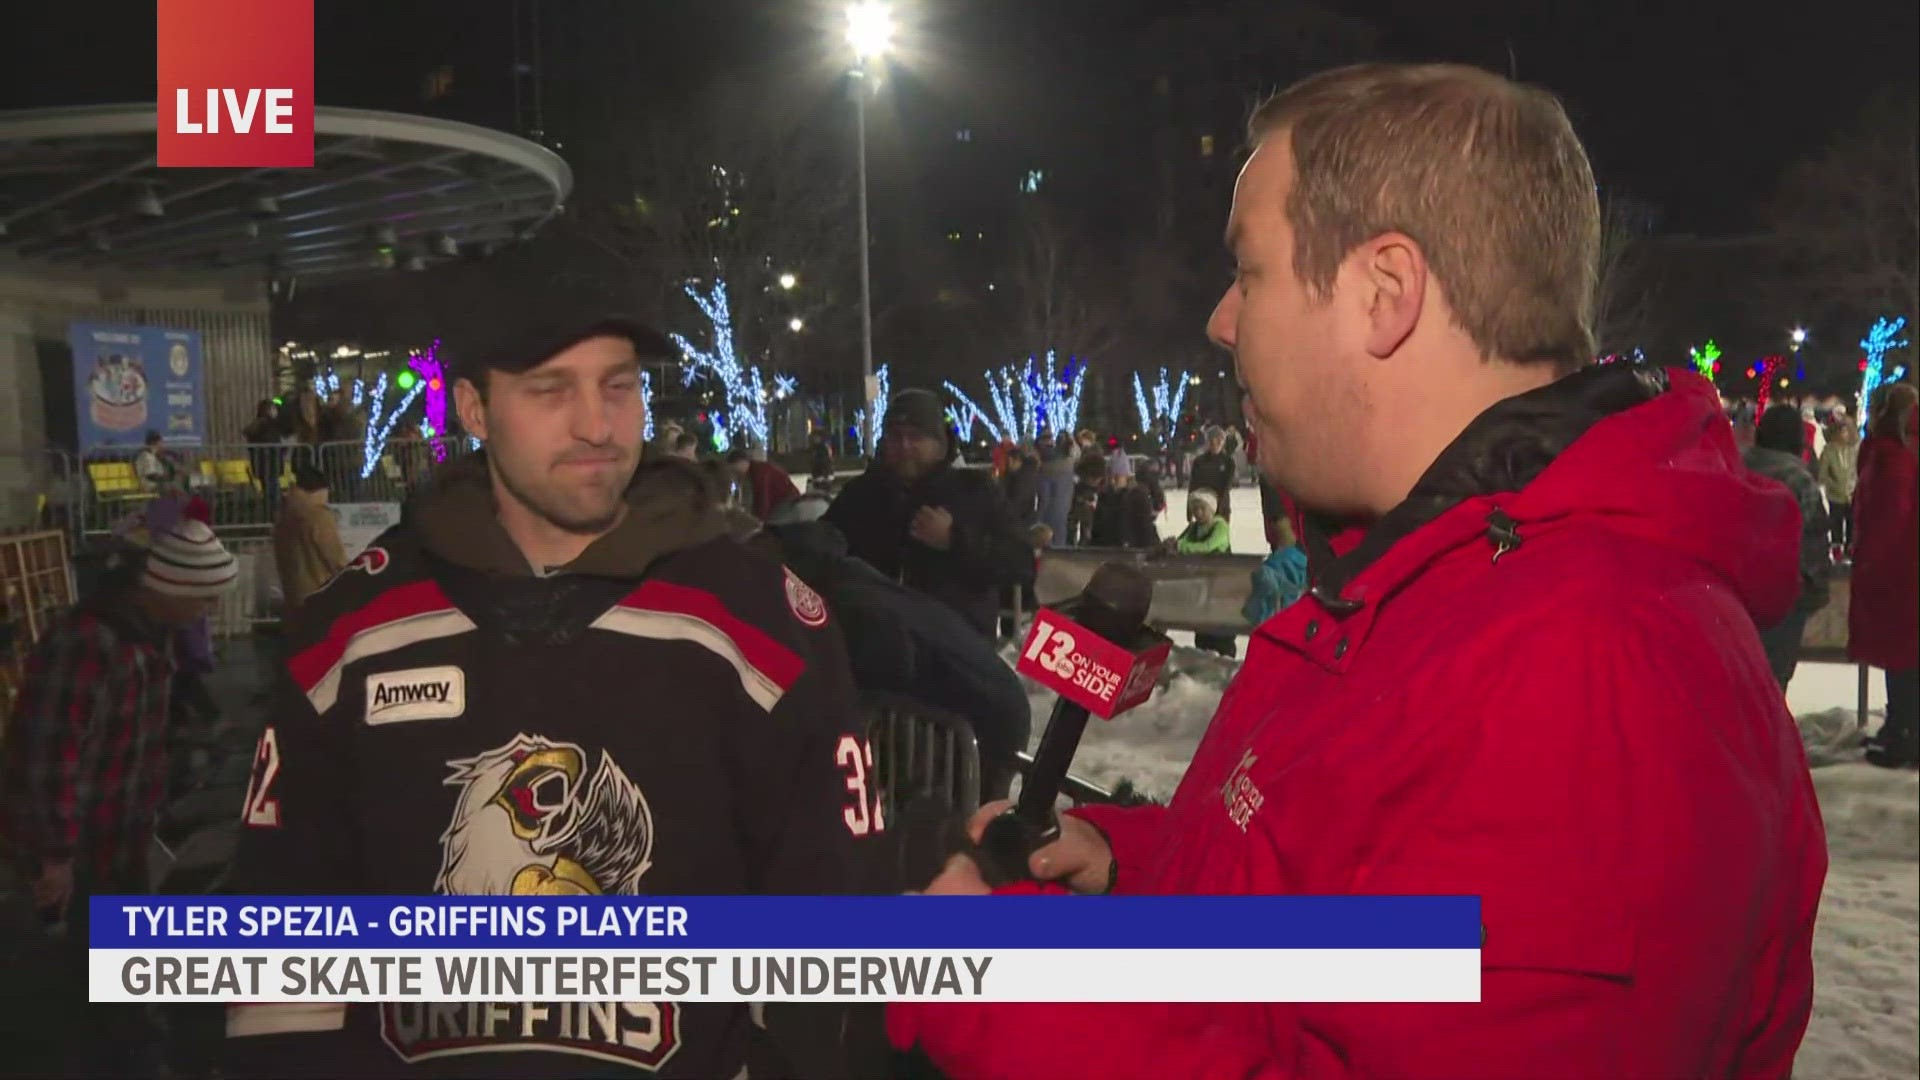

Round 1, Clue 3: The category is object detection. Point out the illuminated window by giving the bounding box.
[955,129,973,143]
[1199,134,1216,158]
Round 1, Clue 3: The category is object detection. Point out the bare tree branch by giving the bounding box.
[1766,88,1919,323]
[1592,191,1659,356]
[561,73,859,370]
[997,201,1127,362]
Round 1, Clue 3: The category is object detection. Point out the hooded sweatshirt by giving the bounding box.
[890,367,1827,1080]
[227,454,877,1080]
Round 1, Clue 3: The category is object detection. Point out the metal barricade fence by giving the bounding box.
[312,437,474,506]
[217,535,282,636]
[63,442,307,537]
[0,449,81,534]
[861,691,983,820]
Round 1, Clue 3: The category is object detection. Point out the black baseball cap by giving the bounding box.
[442,316,674,383]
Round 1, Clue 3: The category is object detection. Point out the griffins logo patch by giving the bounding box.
[784,568,828,628]
[379,734,680,1070]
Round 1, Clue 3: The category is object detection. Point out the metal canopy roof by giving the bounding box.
[0,103,571,281]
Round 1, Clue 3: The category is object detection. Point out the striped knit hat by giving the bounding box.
[140,519,238,599]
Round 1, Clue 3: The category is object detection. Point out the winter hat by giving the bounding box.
[1106,448,1134,478]
[140,519,238,599]
[884,389,953,450]
[1187,489,1217,516]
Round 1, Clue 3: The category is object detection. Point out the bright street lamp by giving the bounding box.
[846,1,894,62]
[789,317,806,332]
[1790,326,1808,348]
[778,272,798,291]
[845,1,892,455]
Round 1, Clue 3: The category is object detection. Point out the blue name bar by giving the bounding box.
[89,896,1480,951]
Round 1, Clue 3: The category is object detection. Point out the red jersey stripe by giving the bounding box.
[613,580,806,692]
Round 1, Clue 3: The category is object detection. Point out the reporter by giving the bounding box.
[889,62,1823,1080]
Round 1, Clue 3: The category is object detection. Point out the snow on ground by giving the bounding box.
[1019,483,1916,1078]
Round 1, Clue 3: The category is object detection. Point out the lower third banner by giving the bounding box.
[90,895,1482,1004]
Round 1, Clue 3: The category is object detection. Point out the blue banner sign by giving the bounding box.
[69,322,207,451]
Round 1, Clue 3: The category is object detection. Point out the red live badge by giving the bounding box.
[158,0,315,168]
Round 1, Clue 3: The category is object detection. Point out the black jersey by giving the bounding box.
[226,457,881,1079]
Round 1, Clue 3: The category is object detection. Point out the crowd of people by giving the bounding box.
[1726,388,1918,767]
[1,58,1915,1080]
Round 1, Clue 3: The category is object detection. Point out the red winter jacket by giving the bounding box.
[892,369,1827,1080]
[1848,412,1918,670]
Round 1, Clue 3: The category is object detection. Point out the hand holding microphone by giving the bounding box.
[963,561,1170,888]
[925,802,1115,895]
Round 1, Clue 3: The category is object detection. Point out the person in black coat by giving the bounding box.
[1189,427,1238,520]
[1000,445,1041,529]
[1089,455,1160,549]
[824,388,1035,637]
[756,513,1031,801]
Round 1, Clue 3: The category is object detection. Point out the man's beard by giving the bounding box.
[497,456,631,535]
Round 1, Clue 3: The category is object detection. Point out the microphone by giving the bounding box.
[973,561,1171,886]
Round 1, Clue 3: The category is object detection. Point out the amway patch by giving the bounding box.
[365,666,466,725]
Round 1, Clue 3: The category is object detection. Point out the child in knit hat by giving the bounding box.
[3,517,236,1059]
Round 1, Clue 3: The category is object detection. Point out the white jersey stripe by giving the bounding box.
[590,607,785,712]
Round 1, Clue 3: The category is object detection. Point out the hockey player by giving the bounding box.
[225,317,880,1079]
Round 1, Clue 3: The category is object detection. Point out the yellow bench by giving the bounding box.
[86,460,155,502]
[199,458,263,493]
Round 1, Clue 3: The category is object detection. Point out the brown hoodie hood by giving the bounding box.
[406,452,731,577]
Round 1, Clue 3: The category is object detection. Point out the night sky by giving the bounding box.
[6,0,1913,237]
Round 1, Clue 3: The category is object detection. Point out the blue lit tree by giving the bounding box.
[1859,316,1911,432]
[582,79,854,450]
[669,278,796,450]
[360,371,428,479]
[1132,368,1190,448]
[945,353,1086,446]
[850,365,890,457]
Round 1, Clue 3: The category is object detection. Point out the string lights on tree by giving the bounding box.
[850,365,890,456]
[1688,340,1722,380]
[670,278,794,450]
[407,340,449,462]
[1132,367,1190,447]
[1858,316,1910,433]
[1753,356,1784,412]
[360,370,428,479]
[944,352,1087,445]
[640,370,655,445]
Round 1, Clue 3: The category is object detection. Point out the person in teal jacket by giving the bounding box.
[1242,515,1310,627]
[1167,490,1236,656]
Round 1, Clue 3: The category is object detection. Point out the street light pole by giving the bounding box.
[855,69,876,458]
[844,1,892,459]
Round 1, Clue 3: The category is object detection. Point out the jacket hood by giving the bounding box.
[1306,366,1800,631]
[406,452,731,577]
[1512,369,1800,627]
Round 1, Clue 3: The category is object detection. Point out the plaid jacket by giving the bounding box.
[3,591,175,880]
